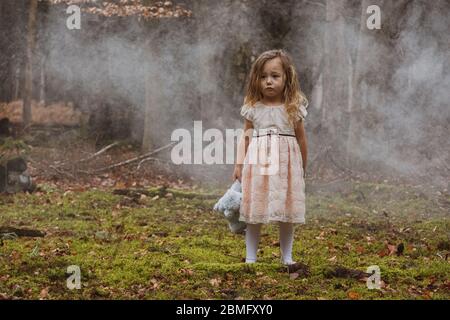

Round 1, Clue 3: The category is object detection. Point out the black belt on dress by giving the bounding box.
[255,133,296,137]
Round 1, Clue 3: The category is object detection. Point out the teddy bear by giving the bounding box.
[213,179,246,234]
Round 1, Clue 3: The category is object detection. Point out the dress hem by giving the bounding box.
[239,217,306,225]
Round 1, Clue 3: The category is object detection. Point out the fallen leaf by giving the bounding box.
[378,248,389,257]
[209,278,221,287]
[347,291,360,300]
[315,231,326,240]
[149,278,159,290]
[387,244,397,256]
[178,268,194,276]
[39,287,49,299]
[422,290,433,300]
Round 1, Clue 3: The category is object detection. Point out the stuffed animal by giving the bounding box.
[213,180,246,234]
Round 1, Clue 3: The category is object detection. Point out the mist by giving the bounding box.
[1,0,449,188]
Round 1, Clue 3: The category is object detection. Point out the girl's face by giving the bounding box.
[260,57,286,101]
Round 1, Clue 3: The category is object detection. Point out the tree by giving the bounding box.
[322,0,352,151]
[23,0,38,129]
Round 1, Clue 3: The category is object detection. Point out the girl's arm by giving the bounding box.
[294,120,308,176]
[233,119,253,181]
[236,119,254,167]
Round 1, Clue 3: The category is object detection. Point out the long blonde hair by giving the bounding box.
[243,49,308,127]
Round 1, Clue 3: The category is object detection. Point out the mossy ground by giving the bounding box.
[0,181,449,300]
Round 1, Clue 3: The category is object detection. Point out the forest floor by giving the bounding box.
[0,129,449,300]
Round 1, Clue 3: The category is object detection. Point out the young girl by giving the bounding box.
[233,49,308,265]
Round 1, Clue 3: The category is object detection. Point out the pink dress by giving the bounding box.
[239,101,307,225]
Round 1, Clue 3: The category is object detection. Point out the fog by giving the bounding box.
[7,0,449,187]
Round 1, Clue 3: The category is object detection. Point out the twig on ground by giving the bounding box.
[0,226,46,237]
[351,205,372,215]
[78,141,119,163]
[112,186,222,200]
[0,232,18,240]
[91,141,177,173]
[136,156,170,171]
[49,165,75,179]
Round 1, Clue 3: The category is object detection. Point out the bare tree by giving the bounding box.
[142,21,165,152]
[346,0,373,167]
[23,0,38,129]
[322,0,352,149]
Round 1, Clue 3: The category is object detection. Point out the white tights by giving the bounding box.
[245,222,295,264]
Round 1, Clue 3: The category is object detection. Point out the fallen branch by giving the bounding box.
[78,141,119,163]
[113,186,222,200]
[0,226,46,237]
[92,141,177,173]
[351,205,372,215]
[135,156,172,171]
[0,233,18,240]
[52,141,119,169]
[49,165,75,179]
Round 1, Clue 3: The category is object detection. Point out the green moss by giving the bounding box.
[0,181,448,299]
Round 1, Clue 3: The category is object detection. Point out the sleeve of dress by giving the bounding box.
[240,104,255,122]
[296,101,308,122]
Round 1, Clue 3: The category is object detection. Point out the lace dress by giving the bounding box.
[239,101,307,224]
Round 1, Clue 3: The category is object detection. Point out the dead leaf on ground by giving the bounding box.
[347,291,360,300]
[315,231,326,240]
[39,287,49,299]
[209,278,221,287]
[387,243,397,256]
[328,255,337,262]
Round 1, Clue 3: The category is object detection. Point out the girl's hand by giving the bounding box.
[233,165,243,182]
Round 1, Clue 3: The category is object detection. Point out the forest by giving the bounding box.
[0,0,449,300]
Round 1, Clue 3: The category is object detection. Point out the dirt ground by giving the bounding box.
[0,127,449,300]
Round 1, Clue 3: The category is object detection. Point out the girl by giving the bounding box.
[233,49,308,265]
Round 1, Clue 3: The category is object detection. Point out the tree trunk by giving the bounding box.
[39,57,45,103]
[23,0,38,128]
[13,65,20,101]
[346,0,368,167]
[142,44,153,152]
[141,21,165,152]
[312,72,323,113]
[323,0,351,148]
